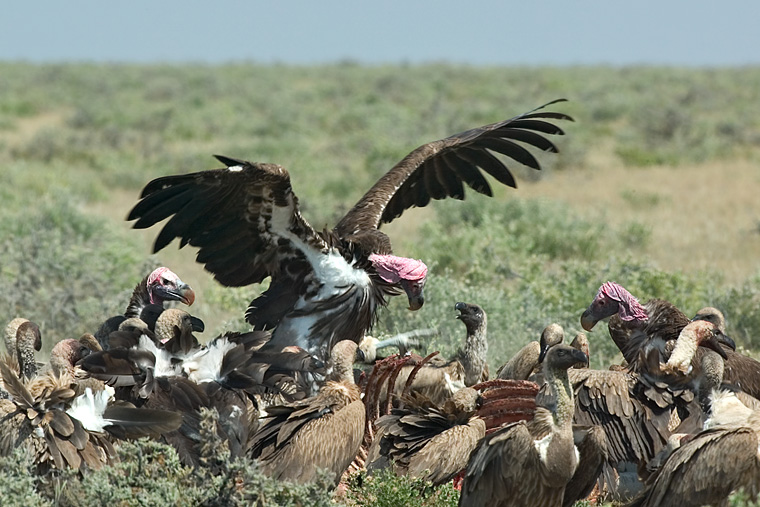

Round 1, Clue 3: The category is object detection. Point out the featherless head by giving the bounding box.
[369,254,427,311]
[692,306,727,333]
[4,317,29,354]
[581,281,647,331]
[146,267,195,306]
[539,323,565,363]
[16,321,42,352]
[598,282,647,321]
[369,254,427,283]
[50,338,91,367]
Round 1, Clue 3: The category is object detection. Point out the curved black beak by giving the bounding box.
[190,316,205,333]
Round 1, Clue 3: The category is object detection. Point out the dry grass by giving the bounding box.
[517,155,760,284]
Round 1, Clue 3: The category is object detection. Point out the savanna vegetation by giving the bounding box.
[1,62,759,505]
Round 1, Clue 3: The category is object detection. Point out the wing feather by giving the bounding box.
[128,158,325,288]
[335,99,571,233]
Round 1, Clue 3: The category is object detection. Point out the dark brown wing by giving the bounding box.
[336,99,572,236]
[128,156,326,287]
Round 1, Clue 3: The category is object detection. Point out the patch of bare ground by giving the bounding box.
[0,109,70,147]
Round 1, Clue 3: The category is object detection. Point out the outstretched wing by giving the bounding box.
[335,99,572,236]
[127,156,326,287]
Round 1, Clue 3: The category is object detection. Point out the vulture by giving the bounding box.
[0,338,181,473]
[581,282,758,397]
[458,343,589,507]
[580,281,691,371]
[630,360,760,507]
[630,411,760,507]
[571,318,735,501]
[80,308,320,466]
[94,266,198,349]
[373,301,490,406]
[248,340,366,488]
[365,387,486,486]
[127,100,572,361]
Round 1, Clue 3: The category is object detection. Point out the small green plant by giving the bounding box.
[346,468,459,507]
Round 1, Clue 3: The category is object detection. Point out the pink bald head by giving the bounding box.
[146,267,195,306]
[369,254,427,311]
[368,254,427,283]
[581,281,648,331]
[597,282,648,321]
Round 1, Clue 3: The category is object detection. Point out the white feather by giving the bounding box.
[137,335,182,378]
[227,165,244,172]
[182,336,237,383]
[66,386,116,433]
[534,433,552,465]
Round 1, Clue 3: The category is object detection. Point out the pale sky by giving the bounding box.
[2,1,759,66]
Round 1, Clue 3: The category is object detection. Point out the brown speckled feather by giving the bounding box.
[635,421,760,506]
[368,390,485,485]
[250,381,365,487]
[608,299,690,371]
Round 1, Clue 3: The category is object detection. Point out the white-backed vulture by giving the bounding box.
[572,318,734,501]
[248,340,365,487]
[374,302,490,407]
[570,332,590,368]
[458,343,588,507]
[82,308,318,467]
[0,340,181,473]
[630,404,760,506]
[691,306,760,399]
[366,387,485,485]
[127,101,572,361]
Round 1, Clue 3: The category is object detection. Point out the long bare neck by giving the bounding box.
[460,317,488,386]
[17,335,37,381]
[545,365,574,428]
[533,364,578,486]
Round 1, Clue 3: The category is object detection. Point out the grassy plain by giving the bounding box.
[0,62,759,504]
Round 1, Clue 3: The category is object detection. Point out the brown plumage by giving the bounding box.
[564,425,608,507]
[572,319,734,501]
[366,387,485,485]
[496,340,540,380]
[94,267,197,349]
[375,302,490,406]
[0,339,181,473]
[631,408,760,506]
[249,340,365,487]
[691,306,760,399]
[81,309,309,467]
[128,101,571,361]
[459,343,588,507]
[581,282,691,372]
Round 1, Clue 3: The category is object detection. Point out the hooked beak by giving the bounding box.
[718,333,736,351]
[700,333,729,360]
[572,349,590,368]
[190,315,205,333]
[538,344,549,364]
[401,278,425,311]
[176,283,195,306]
[580,308,598,332]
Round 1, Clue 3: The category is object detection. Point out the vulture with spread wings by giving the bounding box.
[128,100,572,360]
